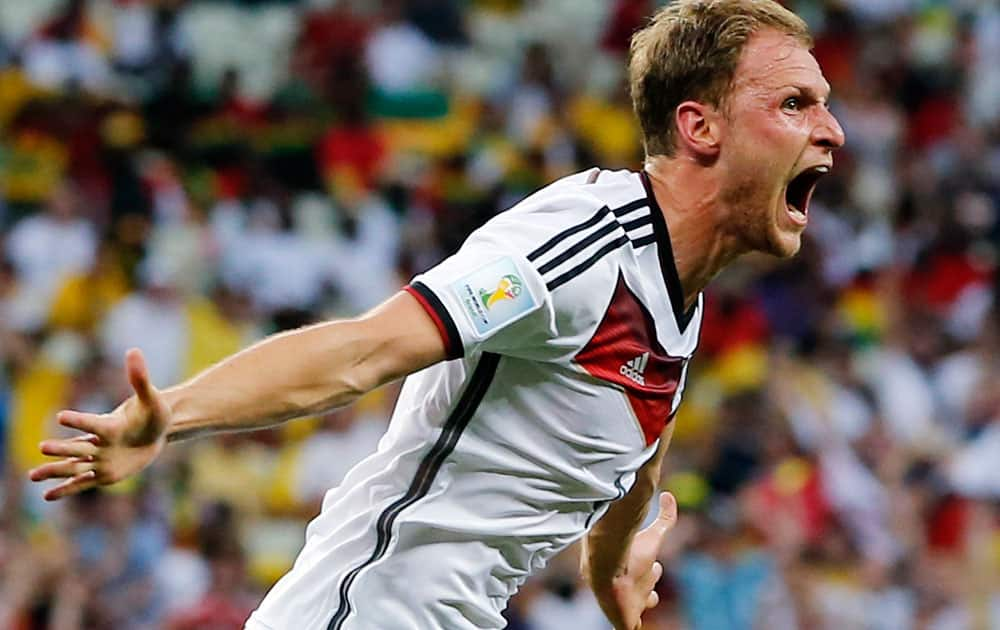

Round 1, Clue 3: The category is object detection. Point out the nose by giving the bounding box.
[814,107,846,150]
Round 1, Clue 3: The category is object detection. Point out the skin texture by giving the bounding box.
[584,424,676,629]
[29,291,446,500]
[645,29,845,309]
[583,30,844,628]
[29,27,842,630]
[719,30,844,257]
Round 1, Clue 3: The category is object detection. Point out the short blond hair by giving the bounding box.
[629,0,812,157]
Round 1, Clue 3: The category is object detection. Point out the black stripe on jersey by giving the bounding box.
[527,205,610,263]
[640,171,697,333]
[613,200,653,247]
[545,234,630,291]
[528,199,647,266]
[409,281,463,360]
[526,197,649,292]
[621,215,652,233]
[632,233,657,248]
[611,198,647,218]
[326,353,501,630]
[537,219,623,275]
[584,473,629,530]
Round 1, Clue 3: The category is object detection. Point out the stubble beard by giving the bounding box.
[738,206,791,257]
[722,179,799,259]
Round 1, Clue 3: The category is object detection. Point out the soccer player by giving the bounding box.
[29,1,844,628]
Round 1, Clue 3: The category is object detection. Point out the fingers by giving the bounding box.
[125,348,157,408]
[651,492,678,538]
[28,458,94,482]
[125,348,169,432]
[39,435,100,459]
[640,564,662,618]
[43,471,98,501]
[633,493,680,567]
[57,410,109,439]
[639,560,662,592]
[645,589,659,610]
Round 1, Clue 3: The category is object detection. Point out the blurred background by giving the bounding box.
[0,0,997,628]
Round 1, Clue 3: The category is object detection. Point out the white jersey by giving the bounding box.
[246,168,704,630]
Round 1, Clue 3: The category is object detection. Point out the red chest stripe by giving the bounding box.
[574,274,685,445]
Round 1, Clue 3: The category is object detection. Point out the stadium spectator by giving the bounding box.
[0,0,997,628]
[5,182,97,332]
[21,0,113,95]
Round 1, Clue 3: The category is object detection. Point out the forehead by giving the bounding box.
[731,29,829,96]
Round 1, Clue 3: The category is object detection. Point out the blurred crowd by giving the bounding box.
[0,0,998,628]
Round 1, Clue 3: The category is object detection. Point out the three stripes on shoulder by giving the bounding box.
[526,199,655,291]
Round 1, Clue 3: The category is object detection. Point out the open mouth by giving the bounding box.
[785,165,830,223]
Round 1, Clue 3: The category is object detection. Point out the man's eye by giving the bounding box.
[782,97,800,111]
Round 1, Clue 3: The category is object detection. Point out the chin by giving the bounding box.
[735,206,805,258]
[773,235,803,258]
[760,227,803,258]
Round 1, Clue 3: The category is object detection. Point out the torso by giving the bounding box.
[248,169,704,630]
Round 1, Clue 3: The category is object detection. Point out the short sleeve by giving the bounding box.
[406,228,555,360]
[405,198,620,361]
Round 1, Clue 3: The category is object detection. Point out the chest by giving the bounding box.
[572,273,692,445]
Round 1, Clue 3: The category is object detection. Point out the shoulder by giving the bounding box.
[493,168,647,227]
[476,170,611,239]
[469,169,651,285]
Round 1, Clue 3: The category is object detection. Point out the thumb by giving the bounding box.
[651,492,678,539]
[125,348,159,409]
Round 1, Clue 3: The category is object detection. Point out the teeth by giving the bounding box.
[815,166,829,173]
[787,204,805,217]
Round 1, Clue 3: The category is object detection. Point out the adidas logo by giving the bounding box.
[619,352,649,385]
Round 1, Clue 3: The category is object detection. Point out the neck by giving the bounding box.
[644,155,744,309]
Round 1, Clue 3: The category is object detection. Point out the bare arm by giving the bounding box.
[164,291,446,441]
[582,423,677,630]
[29,291,447,500]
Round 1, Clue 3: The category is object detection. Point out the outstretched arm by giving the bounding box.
[29,291,447,500]
[582,423,676,630]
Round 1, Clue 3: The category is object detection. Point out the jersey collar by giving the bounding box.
[640,170,698,333]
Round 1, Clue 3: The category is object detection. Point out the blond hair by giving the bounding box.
[629,0,812,157]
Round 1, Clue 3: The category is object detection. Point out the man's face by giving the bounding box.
[716,29,845,258]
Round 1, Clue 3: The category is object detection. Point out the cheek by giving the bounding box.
[730,120,791,173]
[739,110,805,152]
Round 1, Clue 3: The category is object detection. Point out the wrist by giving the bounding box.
[161,386,190,443]
[582,553,629,619]
[590,581,629,630]
[581,544,626,591]
[588,568,628,600]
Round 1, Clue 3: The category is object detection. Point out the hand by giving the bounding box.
[28,349,171,501]
[600,492,678,630]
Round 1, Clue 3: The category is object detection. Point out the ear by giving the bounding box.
[675,101,721,158]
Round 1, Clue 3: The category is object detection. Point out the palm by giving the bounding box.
[28,349,171,501]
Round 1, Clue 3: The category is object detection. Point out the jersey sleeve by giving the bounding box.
[405,196,617,361]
